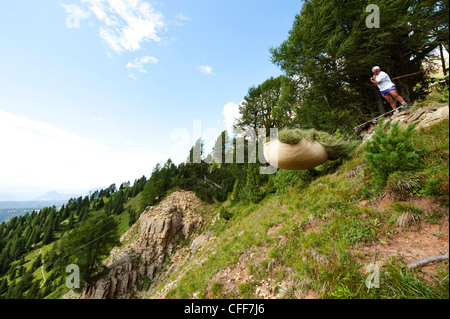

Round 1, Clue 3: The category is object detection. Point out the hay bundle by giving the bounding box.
[263,128,356,170]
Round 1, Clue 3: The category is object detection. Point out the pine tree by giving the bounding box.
[129,209,136,227]
[364,120,421,192]
[42,226,53,245]
[62,211,120,288]
[68,211,75,230]
[270,0,449,128]
[31,254,42,271]
[0,277,7,296]
[25,280,40,299]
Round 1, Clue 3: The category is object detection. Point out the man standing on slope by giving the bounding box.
[370,66,408,111]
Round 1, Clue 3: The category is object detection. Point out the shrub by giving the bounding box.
[271,169,311,194]
[439,85,449,103]
[210,281,224,298]
[219,207,233,220]
[246,163,262,203]
[364,121,421,193]
[390,202,423,230]
[420,178,441,197]
[238,282,256,298]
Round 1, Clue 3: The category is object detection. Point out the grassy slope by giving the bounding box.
[3,95,447,299]
[157,104,449,299]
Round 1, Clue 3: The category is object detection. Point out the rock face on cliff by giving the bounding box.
[82,190,208,299]
[360,105,449,142]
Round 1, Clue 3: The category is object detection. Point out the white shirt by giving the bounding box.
[375,71,395,91]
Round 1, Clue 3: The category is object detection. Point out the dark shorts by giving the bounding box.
[380,86,396,97]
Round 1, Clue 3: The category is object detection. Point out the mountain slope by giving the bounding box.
[71,104,449,300]
[82,190,212,299]
[33,191,80,201]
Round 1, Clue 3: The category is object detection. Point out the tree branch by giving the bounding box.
[408,252,449,269]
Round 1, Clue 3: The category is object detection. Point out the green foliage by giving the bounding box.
[31,255,42,271]
[140,160,178,210]
[271,169,311,194]
[162,112,449,300]
[235,76,299,132]
[61,211,120,288]
[210,281,224,298]
[440,85,449,103]
[4,269,34,299]
[219,207,233,221]
[246,163,262,203]
[328,211,380,244]
[330,285,358,299]
[364,121,421,193]
[386,171,422,198]
[271,0,447,126]
[376,256,448,299]
[430,75,449,103]
[237,282,256,298]
[420,178,441,197]
[128,209,138,227]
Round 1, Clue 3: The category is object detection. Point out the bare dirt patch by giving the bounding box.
[354,216,449,281]
[267,223,283,237]
[205,247,309,299]
[357,192,443,213]
[207,248,264,298]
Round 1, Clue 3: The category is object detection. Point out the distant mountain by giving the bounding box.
[0,191,81,219]
[0,199,71,223]
[0,189,102,222]
[33,190,81,201]
[0,199,70,210]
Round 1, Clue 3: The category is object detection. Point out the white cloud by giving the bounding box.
[69,0,166,53]
[174,12,191,26]
[198,65,215,75]
[126,55,158,73]
[222,102,242,133]
[175,12,191,21]
[0,110,166,193]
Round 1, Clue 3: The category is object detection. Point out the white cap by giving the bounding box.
[372,66,380,71]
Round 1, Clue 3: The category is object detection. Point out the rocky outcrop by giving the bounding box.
[361,105,449,142]
[82,190,207,299]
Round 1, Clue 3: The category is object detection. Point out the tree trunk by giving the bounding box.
[372,86,386,114]
[440,44,449,86]
[443,42,449,54]
[394,78,411,104]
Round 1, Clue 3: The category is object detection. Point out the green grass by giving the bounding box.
[162,196,287,299]
[160,110,448,300]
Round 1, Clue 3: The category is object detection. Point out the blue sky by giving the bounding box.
[0,0,302,200]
